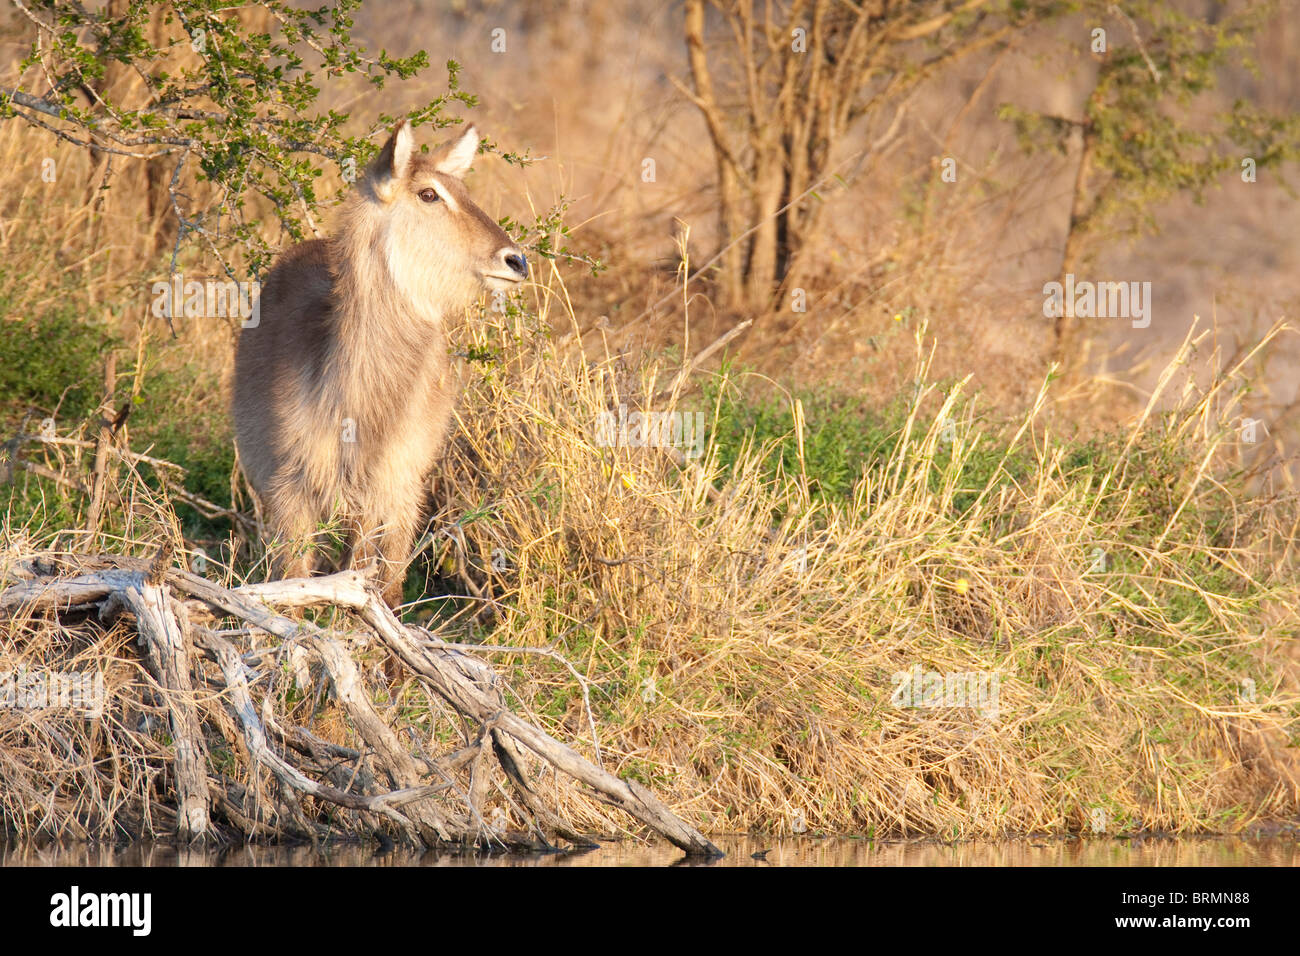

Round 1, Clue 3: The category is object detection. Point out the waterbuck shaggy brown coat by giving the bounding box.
[233,121,527,606]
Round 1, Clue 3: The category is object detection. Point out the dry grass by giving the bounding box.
[402,273,1300,836]
[0,598,170,840]
[5,256,1298,839]
[2,9,1299,841]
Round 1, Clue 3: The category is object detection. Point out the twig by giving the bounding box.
[1109,3,1161,83]
[85,352,120,533]
[5,428,257,536]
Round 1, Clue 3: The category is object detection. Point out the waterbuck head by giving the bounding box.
[363,120,528,314]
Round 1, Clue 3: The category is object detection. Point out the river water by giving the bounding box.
[4,834,1296,866]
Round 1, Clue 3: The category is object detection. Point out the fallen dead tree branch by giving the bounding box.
[120,541,211,840]
[0,549,721,858]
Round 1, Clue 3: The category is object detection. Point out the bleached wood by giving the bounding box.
[0,552,722,857]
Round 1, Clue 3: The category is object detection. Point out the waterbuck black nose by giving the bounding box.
[504,251,528,278]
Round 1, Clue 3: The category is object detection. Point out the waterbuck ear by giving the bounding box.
[371,120,414,201]
[435,125,479,179]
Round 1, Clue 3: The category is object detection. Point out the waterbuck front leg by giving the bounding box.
[343,514,419,609]
[262,484,322,582]
[345,514,419,684]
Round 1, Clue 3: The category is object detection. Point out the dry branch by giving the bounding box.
[85,352,121,533]
[121,547,210,840]
[3,427,257,537]
[0,552,721,858]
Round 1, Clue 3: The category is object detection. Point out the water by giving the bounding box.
[4,834,1297,866]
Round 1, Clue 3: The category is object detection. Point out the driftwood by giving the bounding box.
[0,549,721,857]
[121,542,211,839]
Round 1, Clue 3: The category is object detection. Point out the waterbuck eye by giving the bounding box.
[418,187,440,204]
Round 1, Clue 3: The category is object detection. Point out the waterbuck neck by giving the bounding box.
[318,199,454,445]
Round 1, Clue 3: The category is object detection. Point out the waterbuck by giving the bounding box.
[232,121,527,606]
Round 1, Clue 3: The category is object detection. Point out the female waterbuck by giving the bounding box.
[233,121,527,606]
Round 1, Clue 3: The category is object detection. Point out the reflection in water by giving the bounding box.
[3,834,1297,867]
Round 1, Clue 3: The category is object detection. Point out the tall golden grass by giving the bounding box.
[407,268,1300,835]
[1,42,1298,839]
[6,291,1297,838]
